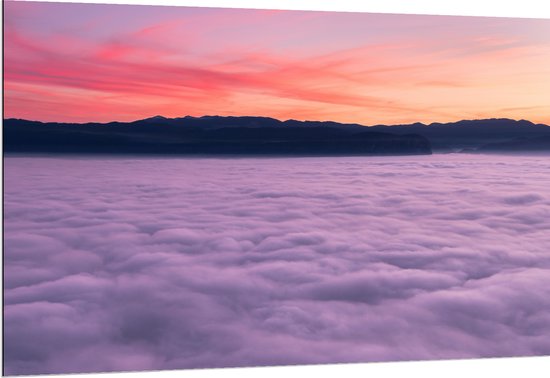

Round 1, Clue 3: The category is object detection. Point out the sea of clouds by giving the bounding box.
[4,154,550,375]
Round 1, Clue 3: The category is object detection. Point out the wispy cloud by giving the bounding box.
[4,1,550,124]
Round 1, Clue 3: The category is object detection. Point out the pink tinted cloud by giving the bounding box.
[4,154,550,374]
[4,1,550,124]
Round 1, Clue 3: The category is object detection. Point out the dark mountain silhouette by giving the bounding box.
[4,116,549,155]
[3,117,431,156]
[368,118,550,151]
[476,135,550,153]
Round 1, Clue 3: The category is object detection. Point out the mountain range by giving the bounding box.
[4,116,550,156]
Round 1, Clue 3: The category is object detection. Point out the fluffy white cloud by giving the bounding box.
[4,154,550,374]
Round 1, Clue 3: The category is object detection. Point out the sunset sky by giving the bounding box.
[4,0,550,125]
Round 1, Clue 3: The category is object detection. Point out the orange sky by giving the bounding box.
[4,1,550,125]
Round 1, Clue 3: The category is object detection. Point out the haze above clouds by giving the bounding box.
[4,154,550,375]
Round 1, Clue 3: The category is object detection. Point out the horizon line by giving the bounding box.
[4,115,549,128]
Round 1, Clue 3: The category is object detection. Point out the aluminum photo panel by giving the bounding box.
[3,0,550,375]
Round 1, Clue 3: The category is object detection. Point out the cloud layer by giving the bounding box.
[4,154,550,375]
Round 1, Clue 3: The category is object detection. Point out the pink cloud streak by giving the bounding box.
[4,1,550,124]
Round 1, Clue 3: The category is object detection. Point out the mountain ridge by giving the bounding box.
[5,115,549,128]
[4,116,550,154]
[3,116,432,156]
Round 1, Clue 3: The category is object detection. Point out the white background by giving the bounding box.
[8,0,550,18]
[2,1,550,377]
